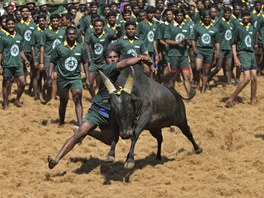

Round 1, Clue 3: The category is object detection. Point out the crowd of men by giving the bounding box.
[0,0,262,119]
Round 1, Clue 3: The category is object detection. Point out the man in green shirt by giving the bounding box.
[30,14,47,101]
[0,17,30,110]
[16,5,36,94]
[208,7,234,84]
[164,8,192,97]
[48,43,152,169]
[86,19,120,65]
[39,14,65,102]
[225,10,257,107]
[191,10,220,93]
[48,26,89,126]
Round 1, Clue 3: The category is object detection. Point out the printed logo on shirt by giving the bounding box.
[75,53,81,56]
[201,33,211,44]
[52,39,61,49]
[94,43,103,55]
[65,57,78,71]
[11,44,19,57]
[245,35,252,47]
[147,30,154,42]
[225,30,232,41]
[254,21,258,28]
[127,49,138,57]
[24,30,32,41]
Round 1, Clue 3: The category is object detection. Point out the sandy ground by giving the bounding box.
[0,73,263,198]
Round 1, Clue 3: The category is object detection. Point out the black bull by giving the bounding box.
[100,64,202,169]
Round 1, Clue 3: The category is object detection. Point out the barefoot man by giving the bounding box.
[225,9,258,107]
[48,43,151,169]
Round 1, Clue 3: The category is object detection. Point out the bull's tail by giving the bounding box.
[165,85,196,100]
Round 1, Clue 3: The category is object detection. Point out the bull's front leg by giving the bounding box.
[105,120,119,162]
[124,109,152,169]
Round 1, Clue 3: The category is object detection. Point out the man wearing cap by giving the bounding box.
[26,0,36,12]
[16,5,36,94]
[38,0,50,23]
[3,1,14,17]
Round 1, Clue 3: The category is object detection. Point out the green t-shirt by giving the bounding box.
[89,62,119,110]
[39,26,65,67]
[231,14,242,28]
[232,22,255,52]
[251,10,262,29]
[30,26,45,62]
[136,20,158,53]
[16,20,36,53]
[0,32,23,68]
[86,30,115,64]
[192,23,220,49]
[117,35,147,57]
[164,21,191,56]
[50,41,88,80]
[215,18,234,50]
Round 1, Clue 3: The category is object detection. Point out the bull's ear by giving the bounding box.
[99,70,116,94]
[123,66,134,94]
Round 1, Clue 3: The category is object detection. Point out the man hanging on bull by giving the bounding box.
[48,43,152,169]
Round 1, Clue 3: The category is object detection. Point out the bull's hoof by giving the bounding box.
[105,155,115,163]
[195,147,203,154]
[124,161,135,169]
[156,155,162,161]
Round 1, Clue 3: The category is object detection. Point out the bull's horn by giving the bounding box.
[123,66,134,94]
[99,70,116,94]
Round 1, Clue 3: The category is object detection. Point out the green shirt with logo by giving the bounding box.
[16,20,36,53]
[50,41,88,80]
[39,26,65,68]
[30,26,45,62]
[164,21,191,56]
[192,23,220,49]
[0,33,23,68]
[136,20,158,53]
[216,18,234,50]
[86,30,115,64]
[117,36,147,57]
[232,22,255,52]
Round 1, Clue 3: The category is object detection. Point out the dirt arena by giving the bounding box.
[0,74,263,198]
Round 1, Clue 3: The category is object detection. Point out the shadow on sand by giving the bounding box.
[70,153,174,184]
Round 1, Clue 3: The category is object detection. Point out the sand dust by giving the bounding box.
[0,74,263,198]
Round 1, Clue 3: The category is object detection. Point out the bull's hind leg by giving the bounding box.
[149,129,163,160]
[177,121,203,154]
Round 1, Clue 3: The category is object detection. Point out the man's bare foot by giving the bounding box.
[2,104,8,110]
[250,99,257,106]
[14,100,23,107]
[48,156,58,169]
[225,99,235,108]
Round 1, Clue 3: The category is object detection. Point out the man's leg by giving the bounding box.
[182,68,191,98]
[15,75,26,107]
[193,58,203,89]
[224,57,232,84]
[71,89,83,126]
[2,78,11,110]
[201,63,211,93]
[250,69,257,105]
[208,57,223,82]
[226,70,251,107]
[48,121,96,169]
[59,91,69,125]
